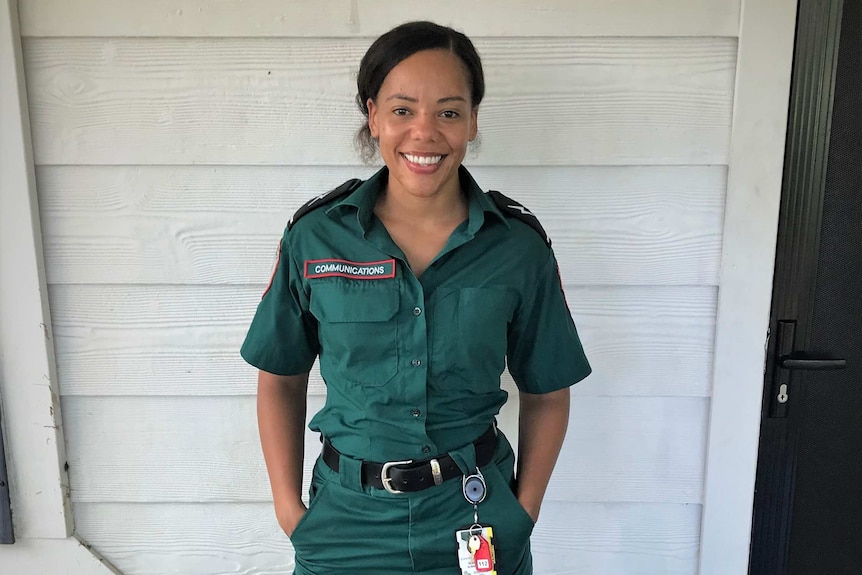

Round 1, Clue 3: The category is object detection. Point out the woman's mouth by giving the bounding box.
[401,153,446,173]
[402,153,444,165]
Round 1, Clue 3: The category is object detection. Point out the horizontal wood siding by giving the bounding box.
[531,503,701,575]
[73,502,701,575]
[36,165,726,285]
[19,1,739,571]
[60,395,707,504]
[22,38,736,166]
[48,284,715,397]
[20,0,741,38]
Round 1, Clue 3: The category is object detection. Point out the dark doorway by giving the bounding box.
[750,0,862,573]
[0,408,11,543]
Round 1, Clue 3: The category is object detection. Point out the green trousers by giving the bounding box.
[290,431,534,575]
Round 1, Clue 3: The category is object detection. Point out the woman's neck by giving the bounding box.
[375,180,468,228]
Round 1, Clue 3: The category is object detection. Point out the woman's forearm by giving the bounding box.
[516,387,571,522]
[257,370,309,534]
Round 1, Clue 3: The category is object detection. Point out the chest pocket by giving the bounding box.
[430,287,515,390]
[310,282,400,387]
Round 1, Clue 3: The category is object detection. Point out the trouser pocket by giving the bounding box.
[288,464,331,545]
[408,432,535,575]
[290,461,414,575]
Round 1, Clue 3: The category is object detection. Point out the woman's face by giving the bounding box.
[367,49,478,201]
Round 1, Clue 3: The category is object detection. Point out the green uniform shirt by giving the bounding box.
[241,166,591,462]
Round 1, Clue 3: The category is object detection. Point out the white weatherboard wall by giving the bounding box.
[1,0,796,573]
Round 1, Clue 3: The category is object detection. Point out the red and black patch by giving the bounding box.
[304,258,396,280]
[261,241,282,298]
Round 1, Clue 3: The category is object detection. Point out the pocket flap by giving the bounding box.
[310,283,399,323]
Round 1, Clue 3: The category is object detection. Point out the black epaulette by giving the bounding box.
[487,190,551,248]
[288,178,363,230]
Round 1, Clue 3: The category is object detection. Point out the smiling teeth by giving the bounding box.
[404,154,443,165]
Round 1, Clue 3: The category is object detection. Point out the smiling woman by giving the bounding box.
[354,21,485,165]
[367,48,477,197]
[241,20,591,575]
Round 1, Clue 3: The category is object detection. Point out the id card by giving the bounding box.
[455,526,497,574]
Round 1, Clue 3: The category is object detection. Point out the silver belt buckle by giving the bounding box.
[381,459,413,494]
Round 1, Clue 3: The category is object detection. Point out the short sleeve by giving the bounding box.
[240,229,319,375]
[507,250,591,394]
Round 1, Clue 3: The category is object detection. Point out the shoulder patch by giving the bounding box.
[487,190,551,248]
[288,178,363,230]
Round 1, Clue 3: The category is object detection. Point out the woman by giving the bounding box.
[241,21,591,575]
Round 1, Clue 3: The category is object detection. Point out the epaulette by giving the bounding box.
[487,190,551,248]
[288,178,363,230]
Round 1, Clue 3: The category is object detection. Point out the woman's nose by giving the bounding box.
[411,112,437,140]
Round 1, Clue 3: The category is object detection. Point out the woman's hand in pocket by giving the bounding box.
[276,500,308,537]
[517,495,540,524]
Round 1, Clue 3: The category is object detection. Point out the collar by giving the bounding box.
[326,165,510,235]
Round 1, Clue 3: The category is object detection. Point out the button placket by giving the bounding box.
[399,272,434,460]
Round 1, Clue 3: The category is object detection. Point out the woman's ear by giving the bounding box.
[469,106,479,142]
[367,98,379,138]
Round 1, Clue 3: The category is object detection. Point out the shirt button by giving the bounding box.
[411,359,422,367]
[413,307,422,316]
[411,409,421,417]
[422,445,432,454]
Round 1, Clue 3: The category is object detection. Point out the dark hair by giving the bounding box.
[355,21,485,163]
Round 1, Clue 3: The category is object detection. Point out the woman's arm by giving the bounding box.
[515,387,571,522]
[257,369,309,536]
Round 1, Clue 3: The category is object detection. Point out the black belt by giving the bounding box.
[321,425,498,494]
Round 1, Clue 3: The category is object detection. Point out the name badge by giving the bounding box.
[304,258,396,280]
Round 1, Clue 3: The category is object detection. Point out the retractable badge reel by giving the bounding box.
[463,470,487,514]
[454,469,497,574]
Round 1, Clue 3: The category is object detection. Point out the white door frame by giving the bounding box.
[698,0,798,573]
[0,0,117,571]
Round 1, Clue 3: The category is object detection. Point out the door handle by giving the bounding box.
[768,320,848,418]
[779,355,847,370]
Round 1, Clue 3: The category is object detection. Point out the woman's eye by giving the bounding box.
[393,108,410,116]
[441,110,460,119]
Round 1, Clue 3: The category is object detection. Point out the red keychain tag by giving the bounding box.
[455,525,497,574]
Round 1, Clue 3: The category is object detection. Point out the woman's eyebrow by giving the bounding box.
[386,94,418,102]
[384,94,467,104]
